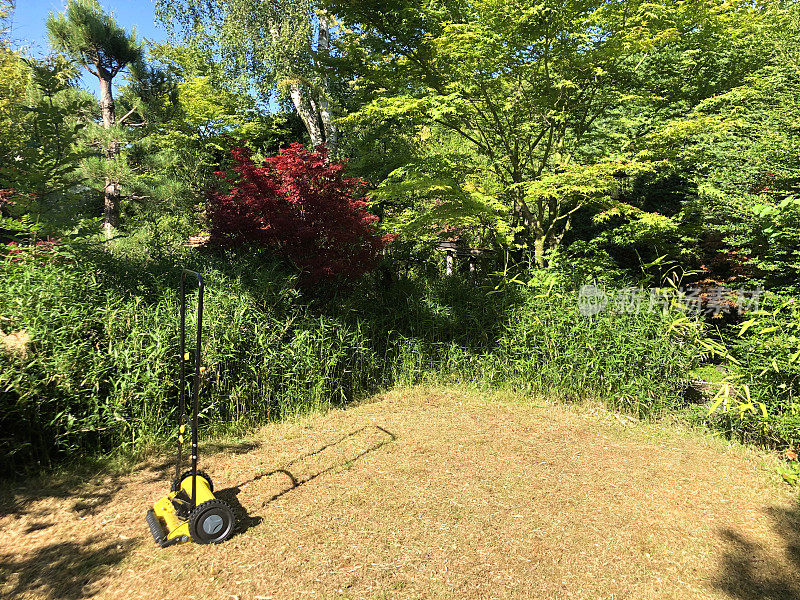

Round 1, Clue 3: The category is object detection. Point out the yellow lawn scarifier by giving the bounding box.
[145,269,236,547]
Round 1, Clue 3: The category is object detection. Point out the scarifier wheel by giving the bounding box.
[172,470,214,493]
[189,499,236,544]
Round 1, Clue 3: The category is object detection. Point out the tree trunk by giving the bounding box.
[103,179,120,238]
[270,13,338,151]
[99,75,118,240]
[99,76,115,128]
[289,82,324,148]
[533,235,546,269]
[316,14,338,150]
[271,15,338,151]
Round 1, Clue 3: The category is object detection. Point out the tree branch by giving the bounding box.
[118,106,138,125]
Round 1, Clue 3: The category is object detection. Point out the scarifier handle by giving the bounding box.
[177,269,204,509]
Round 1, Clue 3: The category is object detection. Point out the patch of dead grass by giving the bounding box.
[0,329,30,358]
[1,387,798,599]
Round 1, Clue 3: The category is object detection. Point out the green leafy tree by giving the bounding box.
[0,40,27,173]
[0,48,92,239]
[155,0,339,149]
[697,2,800,292]
[333,0,760,266]
[125,43,305,237]
[1,58,92,227]
[0,1,12,35]
[47,0,142,238]
[614,0,800,291]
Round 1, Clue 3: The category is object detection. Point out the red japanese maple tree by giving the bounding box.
[209,144,391,280]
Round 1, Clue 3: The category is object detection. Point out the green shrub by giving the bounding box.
[0,245,382,473]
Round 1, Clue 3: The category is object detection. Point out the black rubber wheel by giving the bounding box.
[188,499,235,544]
[171,469,213,493]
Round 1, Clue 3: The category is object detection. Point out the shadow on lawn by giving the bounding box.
[0,536,132,600]
[0,476,129,521]
[138,438,262,487]
[0,429,395,593]
[715,504,800,600]
[0,449,188,520]
[202,439,262,456]
[213,425,397,537]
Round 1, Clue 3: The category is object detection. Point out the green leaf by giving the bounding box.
[738,319,757,336]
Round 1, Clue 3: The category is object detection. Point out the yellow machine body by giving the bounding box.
[178,473,216,504]
[151,493,190,542]
[147,474,215,546]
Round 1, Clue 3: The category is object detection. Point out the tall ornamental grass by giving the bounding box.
[491,290,700,416]
[0,244,702,474]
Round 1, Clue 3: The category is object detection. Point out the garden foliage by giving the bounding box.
[1,0,800,478]
[0,242,701,475]
[209,144,390,280]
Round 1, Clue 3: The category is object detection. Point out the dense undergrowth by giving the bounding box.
[705,294,800,451]
[0,239,710,475]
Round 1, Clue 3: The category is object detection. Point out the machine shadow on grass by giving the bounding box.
[213,486,263,534]
[714,504,800,599]
[212,425,397,537]
[201,439,261,456]
[0,536,133,600]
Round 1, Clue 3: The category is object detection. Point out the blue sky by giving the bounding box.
[9,1,168,94]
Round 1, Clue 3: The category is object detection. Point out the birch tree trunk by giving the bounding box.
[316,13,338,150]
[273,12,338,151]
[289,83,324,147]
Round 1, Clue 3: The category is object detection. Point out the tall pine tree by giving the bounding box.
[47,0,142,239]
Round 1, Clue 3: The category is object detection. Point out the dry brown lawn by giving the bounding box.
[1,387,799,600]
